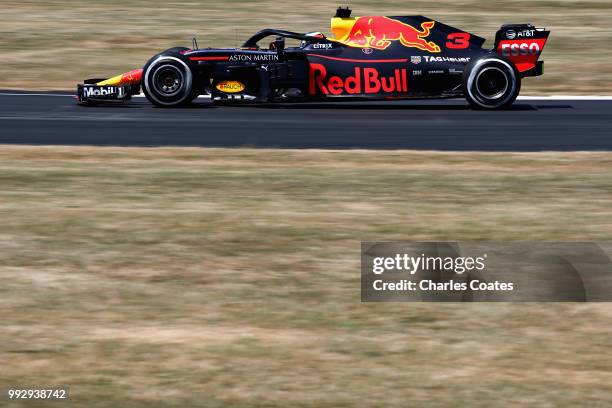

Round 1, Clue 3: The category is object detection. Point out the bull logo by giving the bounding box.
[336,16,441,53]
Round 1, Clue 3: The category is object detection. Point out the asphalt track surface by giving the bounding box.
[1,92,611,151]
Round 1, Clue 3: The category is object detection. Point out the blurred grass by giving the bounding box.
[1,146,612,407]
[0,0,611,93]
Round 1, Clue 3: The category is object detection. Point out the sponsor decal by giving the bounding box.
[362,47,374,55]
[335,16,441,52]
[82,86,126,98]
[427,70,445,75]
[228,54,279,62]
[507,29,536,39]
[517,29,536,38]
[313,43,333,49]
[412,70,423,76]
[411,56,422,65]
[308,63,408,96]
[497,38,547,72]
[500,41,542,57]
[216,81,246,93]
[449,68,463,75]
[423,56,471,63]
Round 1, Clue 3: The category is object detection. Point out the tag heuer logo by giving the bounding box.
[411,56,422,65]
[506,30,517,40]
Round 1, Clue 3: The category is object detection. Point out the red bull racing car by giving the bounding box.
[77,7,549,110]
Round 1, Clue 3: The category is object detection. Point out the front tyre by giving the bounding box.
[142,53,198,107]
[463,56,521,110]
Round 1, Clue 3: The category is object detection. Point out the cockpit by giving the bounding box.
[242,29,330,52]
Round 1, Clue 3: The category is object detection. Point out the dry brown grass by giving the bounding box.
[1,0,611,93]
[1,146,612,407]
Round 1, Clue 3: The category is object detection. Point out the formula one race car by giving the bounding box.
[77,7,549,110]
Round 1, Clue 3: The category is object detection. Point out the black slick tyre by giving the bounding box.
[463,56,521,110]
[142,52,199,108]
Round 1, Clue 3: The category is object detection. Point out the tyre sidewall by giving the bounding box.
[142,53,198,107]
[463,56,521,110]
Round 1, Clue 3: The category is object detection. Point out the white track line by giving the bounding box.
[1,92,612,101]
[130,94,212,99]
[518,95,612,101]
[135,94,612,101]
[0,93,75,97]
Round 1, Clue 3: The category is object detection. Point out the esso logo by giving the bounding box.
[501,42,541,57]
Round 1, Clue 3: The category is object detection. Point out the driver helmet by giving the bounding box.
[301,32,326,47]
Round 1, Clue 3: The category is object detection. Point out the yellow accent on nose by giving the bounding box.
[97,74,124,86]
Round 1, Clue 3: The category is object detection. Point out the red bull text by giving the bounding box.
[309,63,408,96]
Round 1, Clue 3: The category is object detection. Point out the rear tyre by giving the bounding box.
[463,56,521,110]
[142,52,199,107]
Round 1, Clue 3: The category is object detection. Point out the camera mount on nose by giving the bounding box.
[335,6,352,18]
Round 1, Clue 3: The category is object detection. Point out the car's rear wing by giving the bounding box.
[494,24,550,77]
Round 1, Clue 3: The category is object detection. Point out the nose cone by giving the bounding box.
[97,69,143,86]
